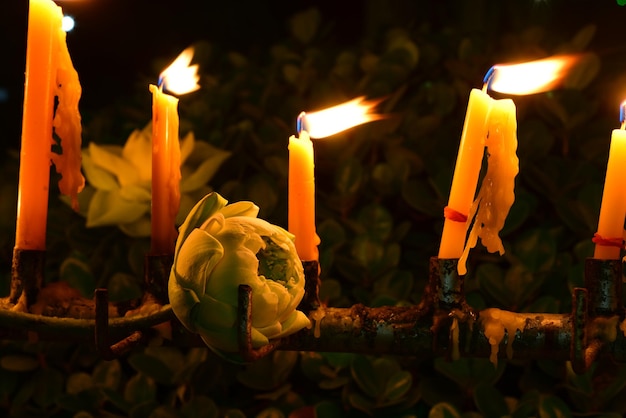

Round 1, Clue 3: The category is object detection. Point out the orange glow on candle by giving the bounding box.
[440,56,577,262]
[150,47,200,255]
[288,130,319,261]
[289,98,383,261]
[593,102,626,260]
[16,0,63,250]
[438,89,492,259]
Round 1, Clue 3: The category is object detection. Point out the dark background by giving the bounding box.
[3,0,626,152]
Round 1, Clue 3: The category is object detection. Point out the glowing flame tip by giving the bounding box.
[299,97,385,139]
[159,47,200,96]
[487,54,580,96]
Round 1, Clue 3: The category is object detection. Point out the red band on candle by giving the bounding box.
[444,206,468,223]
[592,233,624,248]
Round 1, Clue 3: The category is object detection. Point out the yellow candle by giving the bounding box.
[288,130,320,261]
[150,85,181,255]
[593,129,626,259]
[15,0,63,250]
[438,89,493,259]
[458,98,518,275]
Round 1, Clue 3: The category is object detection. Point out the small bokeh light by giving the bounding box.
[0,88,8,103]
[62,15,75,32]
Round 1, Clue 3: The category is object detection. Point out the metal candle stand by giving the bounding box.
[5,249,626,371]
[237,257,626,372]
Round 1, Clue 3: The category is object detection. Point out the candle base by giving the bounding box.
[10,248,46,308]
[584,258,623,317]
[429,257,467,310]
[298,260,321,314]
[144,254,174,304]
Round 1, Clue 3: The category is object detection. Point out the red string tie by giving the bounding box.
[444,206,468,223]
[591,233,624,248]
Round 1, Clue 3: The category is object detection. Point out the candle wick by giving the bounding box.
[296,112,307,134]
[482,66,495,93]
[620,100,626,129]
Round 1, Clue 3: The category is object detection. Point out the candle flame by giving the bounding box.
[159,47,200,95]
[298,97,384,138]
[486,55,580,95]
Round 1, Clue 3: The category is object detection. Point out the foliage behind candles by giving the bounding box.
[1,0,626,416]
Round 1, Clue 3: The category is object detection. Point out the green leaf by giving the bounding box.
[347,392,376,415]
[0,354,39,372]
[107,272,143,302]
[401,179,442,218]
[569,24,596,51]
[86,189,149,228]
[513,228,557,273]
[60,254,96,297]
[33,368,64,407]
[181,396,219,418]
[256,407,285,418]
[223,409,247,418]
[538,394,573,418]
[127,353,174,385]
[518,119,555,159]
[289,8,321,44]
[473,382,509,417]
[350,355,381,398]
[383,370,412,402]
[66,372,93,395]
[92,360,122,391]
[434,357,505,389]
[314,401,345,418]
[124,373,156,405]
[500,190,535,236]
[357,204,393,241]
[317,219,347,249]
[319,279,342,304]
[386,29,419,69]
[428,402,462,418]
[129,400,158,418]
[245,175,278,217]
[351,235,385,271]
[335,157,363,197]
[237,351,298,391]
[563,53,600,90]
[373,270,413,300]
[180,142,231,193]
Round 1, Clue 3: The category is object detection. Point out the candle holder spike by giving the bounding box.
[298,260,321,314]
[4,248,626,372]
[237,284,281,362]
[10,248,45,308]
[144,254,174,305]
[95,289,143,360]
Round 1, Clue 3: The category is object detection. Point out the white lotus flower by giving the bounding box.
[168,192,310,358]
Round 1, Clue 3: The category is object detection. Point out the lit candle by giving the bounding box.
[439,55,580,264]
[149,47,200,255]
[438,89,492,259]
[457,98,518,275]
[16,0,84,250]
[289,98,382,261]
[289,120,319,261]
[592,102,626,260]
